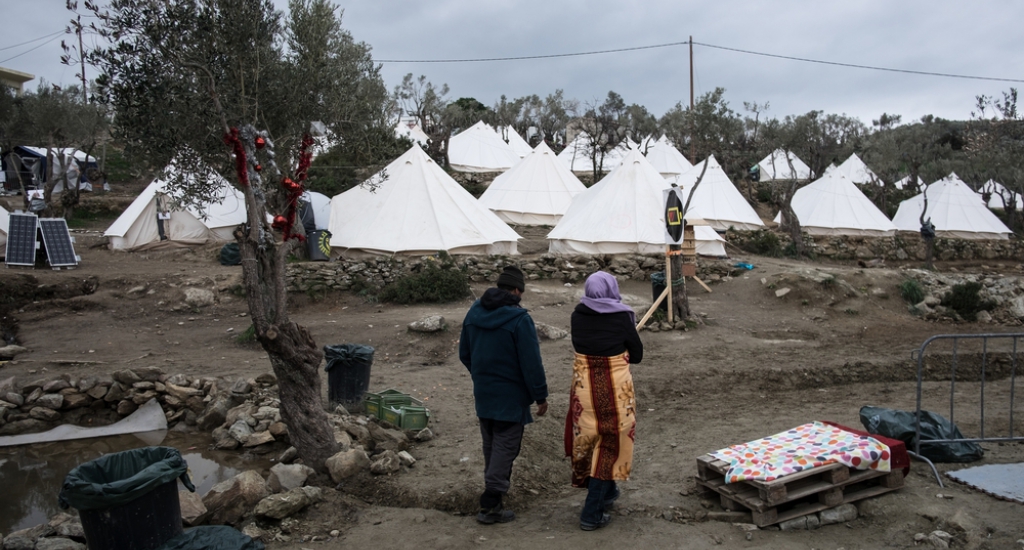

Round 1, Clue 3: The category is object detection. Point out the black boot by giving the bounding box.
[477,489,515,524]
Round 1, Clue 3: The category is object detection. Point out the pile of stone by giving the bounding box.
[0,367,262,438]
[2,513,87,550]
[904,268,1024,324]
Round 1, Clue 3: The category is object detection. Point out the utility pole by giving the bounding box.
[77,15,87,103]
[689,35,695,163]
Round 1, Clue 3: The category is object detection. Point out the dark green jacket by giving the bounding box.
[459,288,548,424]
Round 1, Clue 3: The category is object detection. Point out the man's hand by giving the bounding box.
[535,401,548,417]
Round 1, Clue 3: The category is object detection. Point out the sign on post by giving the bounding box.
[663,187,684,245]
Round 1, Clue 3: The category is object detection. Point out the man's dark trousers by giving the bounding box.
[479,418,524,507]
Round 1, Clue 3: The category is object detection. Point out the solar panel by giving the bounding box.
[38,218,79,268]
[5,213,38,267]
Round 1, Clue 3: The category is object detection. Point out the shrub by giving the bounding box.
[378,254,470,304]
[746,230,783,257]
[942,282,996,322]
[899,280,924,304]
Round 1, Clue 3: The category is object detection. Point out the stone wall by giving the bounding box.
[725,229,1024,263]
[285,254,743,294]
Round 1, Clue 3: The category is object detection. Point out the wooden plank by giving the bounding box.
[692,275,713,293]
[635,286,670,330]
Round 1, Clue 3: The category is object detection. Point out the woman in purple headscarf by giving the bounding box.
[565,271,643,531]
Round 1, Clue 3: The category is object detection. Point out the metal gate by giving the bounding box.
[912,333,1024,486]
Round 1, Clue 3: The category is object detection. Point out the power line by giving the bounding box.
[0,34,64,65]
[378,39,1024,84]
[0,30,65,52]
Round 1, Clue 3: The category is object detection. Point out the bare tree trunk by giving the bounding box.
[780,180,805,257]
[669,247,688,320]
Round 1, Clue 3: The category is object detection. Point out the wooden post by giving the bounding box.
[665,246,673,324]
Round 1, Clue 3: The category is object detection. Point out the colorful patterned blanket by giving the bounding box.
[710,421,892,483]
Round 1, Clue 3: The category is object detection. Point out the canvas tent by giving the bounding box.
[831,153,883,186]
[548,148,726,256]
[675,156,764,231]
[756,149,811,181]
[978,179,1022,210]
[4,146,99,192]
[104,164,248,251]
[557,132,630,174]
[895,175,926,191]
[823,163,837,175]
[395,121,429,146]
[328,145,519,257]
[447,121,521,173]
[773,169,897,236]
[300,191,331,231]
[478,142,586,226]
[892,173,1012,239]
[0,204,9,253]
[501,126,533,158]
[645,135,692,180]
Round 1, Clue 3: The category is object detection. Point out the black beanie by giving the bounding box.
[496,266,525,292]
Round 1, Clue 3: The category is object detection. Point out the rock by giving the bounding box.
[278,447,299,463]
[34,538,87,550]
[779,516,807,530]
[4,392,23,407]
[268,422,288,437]
[268,463,316,493]
[253,406,280,421]
[35,394,64,410]
[230,379,252,395]
[408,315,447,333]
[165,383,203,400]
[62,393,91,410]
[818,503,857,525]
[116,400,137,416]
[976,310,993,323]
[805,514,820,530]
[43,380,71,393]
[775,288,791,298]
[415,428,434,442]
[333,404,350,416]
[326,449,371,482]
[334,430,352,450]
[255,373,277,386]
[397,451,416,466]
[112,369,142,386]
[927,531,951,548]
[202,470,270,526]
[370,450,401,475]
[24,388,43,405]
[85,385,107,400]
[254,486,322,520]
[184,288,216,308]
[103,383,125,403]
[197,395,235,431]
[0,345,29,358]
[2,536,35,550]
[0,419,48,436]
[924,295,942,307]
[0,377,15,394]
[229,420,254,443]
[534,322,568,340]
[367,423,408,452]
[179,490,208,526]
[240,525,264,542]
[1009,296,1024,319]
[132,381,155,391]
[29,407,61,421]
[244,431,275,447]
[132,390,158,405]
[345,423,370,444]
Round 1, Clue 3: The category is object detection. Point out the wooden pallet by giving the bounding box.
[694,454,904,527]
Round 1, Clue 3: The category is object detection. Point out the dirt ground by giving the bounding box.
[2,219,1024,549]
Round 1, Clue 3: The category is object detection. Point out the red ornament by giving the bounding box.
[282,178,302,193]
[255,164,262,172]
[255,136,266,149]
[272,215,289,231]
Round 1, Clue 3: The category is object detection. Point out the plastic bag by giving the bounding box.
[859,406,983,463]
[59,446,195,511]
[323,344,375,372]
[219,243,241,266]
[156,526,265,550]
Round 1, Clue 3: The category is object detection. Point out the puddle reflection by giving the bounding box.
[0,431,272,534]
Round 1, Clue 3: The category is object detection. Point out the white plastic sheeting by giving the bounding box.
[773,169,897,236]
[675,156,764,231]
[478,141,586,226]
[548,148,726,257]
[0,204,8,252]
[328,145,520,257]
[892,173,1012,240]
[447,121,521,173]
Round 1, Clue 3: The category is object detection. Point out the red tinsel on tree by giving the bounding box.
[223,128,249,188]
[277,133,316,243]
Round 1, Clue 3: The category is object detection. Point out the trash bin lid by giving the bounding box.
[59,446,195,511]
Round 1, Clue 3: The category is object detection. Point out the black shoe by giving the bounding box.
[477,507,515,524]
[603,487,621,509]
[580,513,612,531]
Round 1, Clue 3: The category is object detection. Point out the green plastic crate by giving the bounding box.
[381,405,403,426]
[381,405,431,430]
[364,389,404,419]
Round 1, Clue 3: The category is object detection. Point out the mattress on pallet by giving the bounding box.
[710,421,909,484]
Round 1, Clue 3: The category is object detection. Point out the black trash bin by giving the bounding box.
[650,271,667,311]
[58,446,196,550]
[324,344,375,411]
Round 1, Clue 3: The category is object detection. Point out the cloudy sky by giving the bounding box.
[6,0,1023,125]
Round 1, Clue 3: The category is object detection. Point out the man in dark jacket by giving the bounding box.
[459,265,548,524]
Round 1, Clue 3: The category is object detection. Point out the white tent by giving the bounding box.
[757,149,811,181]
[301,191,331,230]
[104,164,248,251]
[501,126,533,158]
[548,148,726,256]
[557,132,630,174]
[675,156,764,231]
[893,173,1012,240]
[19,147,97,192]
[823,163,837,175]
[0,204,9,252]
[395,121,429,146]
[328,145,519,257]
[447,121,521,173]
[646,135,693,179]
[978,179,1023,210]
[478,142,586,226]
[832,153,883,186]
[773,170,897,236]
[895,175,926,191]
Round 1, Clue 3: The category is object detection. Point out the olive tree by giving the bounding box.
[82,0,394,470]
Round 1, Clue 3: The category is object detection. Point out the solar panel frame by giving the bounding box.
[38,218,79,268]
[5,213,39,267]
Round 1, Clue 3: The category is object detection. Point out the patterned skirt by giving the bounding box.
[564,351,636,487]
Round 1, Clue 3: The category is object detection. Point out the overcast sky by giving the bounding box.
[5,0,1023,125]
